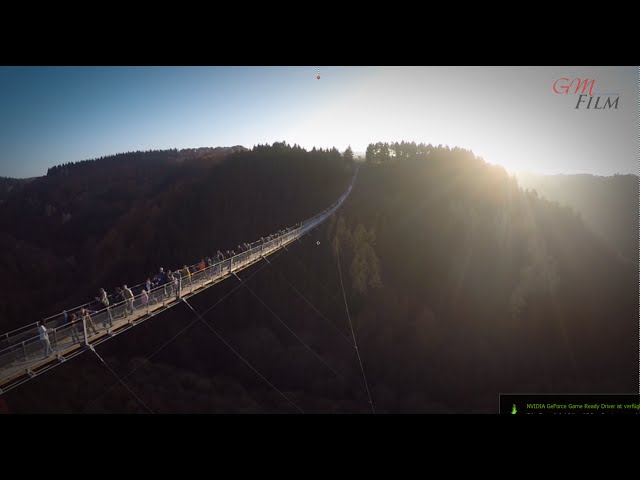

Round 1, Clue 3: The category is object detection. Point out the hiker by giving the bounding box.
[81,308,98,335]
[96,288,112,327]
[39,323,53,357]
[182,265,191,284]
[69,313,81,343]
[153,268,167,290]
[113,287,126,317]
[123,285,134,314]
[165,271,175,297]
[173,270,181,298]
[141,289,149,307]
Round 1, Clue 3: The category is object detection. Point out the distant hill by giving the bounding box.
[45,146,248,177]
[515,172,638,262]
[0,176,36,203]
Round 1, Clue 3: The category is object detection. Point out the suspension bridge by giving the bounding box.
[0,170,363,404]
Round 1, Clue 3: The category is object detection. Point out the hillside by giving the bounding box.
[0,143,352,332]
[2,142,636,413]
[330,145,637,410]
[515,172,638,263]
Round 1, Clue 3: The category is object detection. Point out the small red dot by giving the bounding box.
[316,75,320,80]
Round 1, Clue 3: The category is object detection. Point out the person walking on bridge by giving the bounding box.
[69,313,81,343]
[39,322,53,358]
[96,288,112,328]
[114,287,126,318]
[123,285,134,315]
[81,308,98,335]
[141,289,149,308]
[166,271,175,297]
[182,265,191,282]
[173,270,181,298]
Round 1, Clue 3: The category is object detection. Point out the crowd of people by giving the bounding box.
[31,173,354,361]
[29,169,357,364]
[33,178,355,360]
[40,225,301,350]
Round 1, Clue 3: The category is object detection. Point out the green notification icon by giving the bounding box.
[511,404,517,414]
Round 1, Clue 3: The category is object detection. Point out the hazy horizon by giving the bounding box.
[0,66,637,178]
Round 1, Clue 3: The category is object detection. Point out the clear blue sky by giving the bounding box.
[0,66,637,178]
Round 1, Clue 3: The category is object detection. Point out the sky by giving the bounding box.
[0,66,637,178]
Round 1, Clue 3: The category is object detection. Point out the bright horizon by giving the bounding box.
[0,66,637,178]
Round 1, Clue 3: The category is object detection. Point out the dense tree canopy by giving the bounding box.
[1,141,634,413]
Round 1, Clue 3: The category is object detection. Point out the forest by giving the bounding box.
[515,172,638,263]
[0,142,350,332]
[0,142,636,413]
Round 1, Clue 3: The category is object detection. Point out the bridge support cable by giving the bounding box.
[82,316,200,413]
[233,273,346,382]
[81,255,278,413]
[336,242,376,415]
[280,239,344,306]
[264,256,353,346]
[181,298,304,414]
[266,245,384,406]
[88,345,154,414]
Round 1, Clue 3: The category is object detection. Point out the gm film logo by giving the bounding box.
[552,77,619,109]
